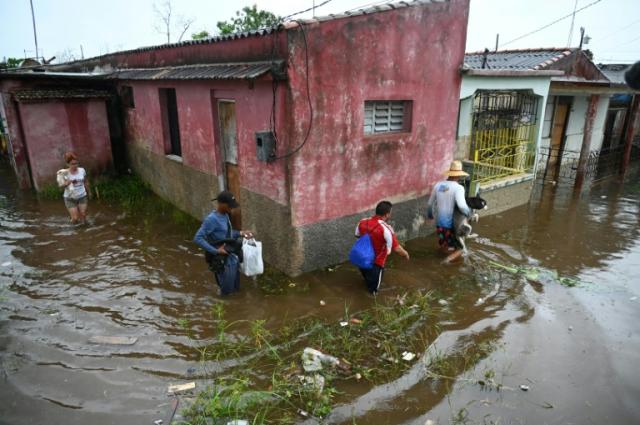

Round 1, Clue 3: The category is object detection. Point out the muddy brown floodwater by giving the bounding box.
[1,160,639,425]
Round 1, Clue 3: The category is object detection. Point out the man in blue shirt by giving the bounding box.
[426,161,471,262]
[194,191,252,295]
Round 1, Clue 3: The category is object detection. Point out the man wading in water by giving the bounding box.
[194,191,253,295]
[426,160,471,262]
[355,201,410,294]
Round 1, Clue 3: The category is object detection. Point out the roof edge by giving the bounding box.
[465,47,576,56]
[463,69,564,77]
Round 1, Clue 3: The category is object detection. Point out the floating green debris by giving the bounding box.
[488,261,580,287]
[181,290,439,424]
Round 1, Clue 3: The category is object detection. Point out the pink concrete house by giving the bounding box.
[0,0,470,275]
[0,78,114,191]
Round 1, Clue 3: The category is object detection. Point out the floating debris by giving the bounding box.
[339,321,349,327]
[350,318,363,325]
[88,336,137,345]
[520,384,530,391]
[489,261,580,287]
[568,326,573,331]
[438,299,449,306]
[226,421,249,425]
[401,351,416,361]
[1,262,11,267]
[168,382,196,394]
[630,296,637,301]
[297,374,325,394]
[319,300,326,306]
[302,347,341,372]
[153,420,163,425]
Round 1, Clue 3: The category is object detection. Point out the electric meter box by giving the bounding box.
[256,131,276,162]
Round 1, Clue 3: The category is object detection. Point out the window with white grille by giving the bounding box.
[364,100,411,135]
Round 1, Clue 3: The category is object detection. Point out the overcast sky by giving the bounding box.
[1,0,638,64]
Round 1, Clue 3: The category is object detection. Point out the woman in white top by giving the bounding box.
[57,151,90,224]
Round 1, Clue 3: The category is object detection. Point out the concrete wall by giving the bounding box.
[121,79,288,209]
[121,78,296,272]
[17,99,112,190]
[282,0,470,272]
[285,1,469,219]
[478,177,535,216]
[0,80,32,189]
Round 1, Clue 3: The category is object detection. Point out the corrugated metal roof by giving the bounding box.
[464,48,574,71]
[51,0,443,69]
[109,61,281,80]
[13,89,111,102]
[598,64,630,86]
[288,0,444,25]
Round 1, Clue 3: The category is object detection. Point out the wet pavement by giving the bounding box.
[1,160,639,425]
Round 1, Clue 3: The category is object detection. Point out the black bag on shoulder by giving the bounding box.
[203,215,243,273]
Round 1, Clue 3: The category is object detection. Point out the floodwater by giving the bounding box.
[1,160,639,425]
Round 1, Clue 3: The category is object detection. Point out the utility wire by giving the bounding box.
[595,18,640,43]
[270,20,313,161]
[502,0,604,47]
[282,0,334,21]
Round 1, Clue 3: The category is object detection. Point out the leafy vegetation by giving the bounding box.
[191,30,211,40]
[179,290,439,424]
[37,173,199,232]
[0,57,22,69]
[216,5,280,35]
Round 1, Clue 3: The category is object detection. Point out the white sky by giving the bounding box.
[0,0,638,64]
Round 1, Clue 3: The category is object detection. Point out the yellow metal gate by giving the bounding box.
[470,91,539,185]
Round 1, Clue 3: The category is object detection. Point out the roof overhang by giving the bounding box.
[0,70,108,81]
[462,69,564,77]
[550,78,622,95]
[12,88,112,102]
[108,61,286,81]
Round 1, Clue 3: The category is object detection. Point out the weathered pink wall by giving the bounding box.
[0,80,32,189]
[18,99,112,190]
[122,80,288,204]
[285,0,470,226]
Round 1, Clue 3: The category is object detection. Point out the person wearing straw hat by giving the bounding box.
[426,160,471,262]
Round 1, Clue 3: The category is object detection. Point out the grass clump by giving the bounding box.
[181,290,439,424]
[91,174,151,210]
[37,183,63,200]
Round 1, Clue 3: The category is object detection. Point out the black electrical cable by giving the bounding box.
[270,20,313,161]
[281,0,334,21]
[501,0,603,47]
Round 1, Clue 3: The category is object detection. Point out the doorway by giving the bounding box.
[545,96,572,181]
[217,100,242,229]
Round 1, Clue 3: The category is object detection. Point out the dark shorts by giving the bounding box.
[64,196,88,209]
[359,265,384,294]
[436,226,461,250]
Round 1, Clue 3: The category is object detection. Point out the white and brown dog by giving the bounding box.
[453,196,487,252]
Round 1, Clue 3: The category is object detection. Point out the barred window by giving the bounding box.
[364,100,411,135]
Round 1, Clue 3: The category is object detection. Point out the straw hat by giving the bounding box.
[444,160,469,177]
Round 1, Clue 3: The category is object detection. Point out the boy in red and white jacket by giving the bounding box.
[355,201,410,294]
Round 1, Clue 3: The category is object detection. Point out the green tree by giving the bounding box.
[216,5,280,35]
[1,57,23,68]
[191,30,211,40]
